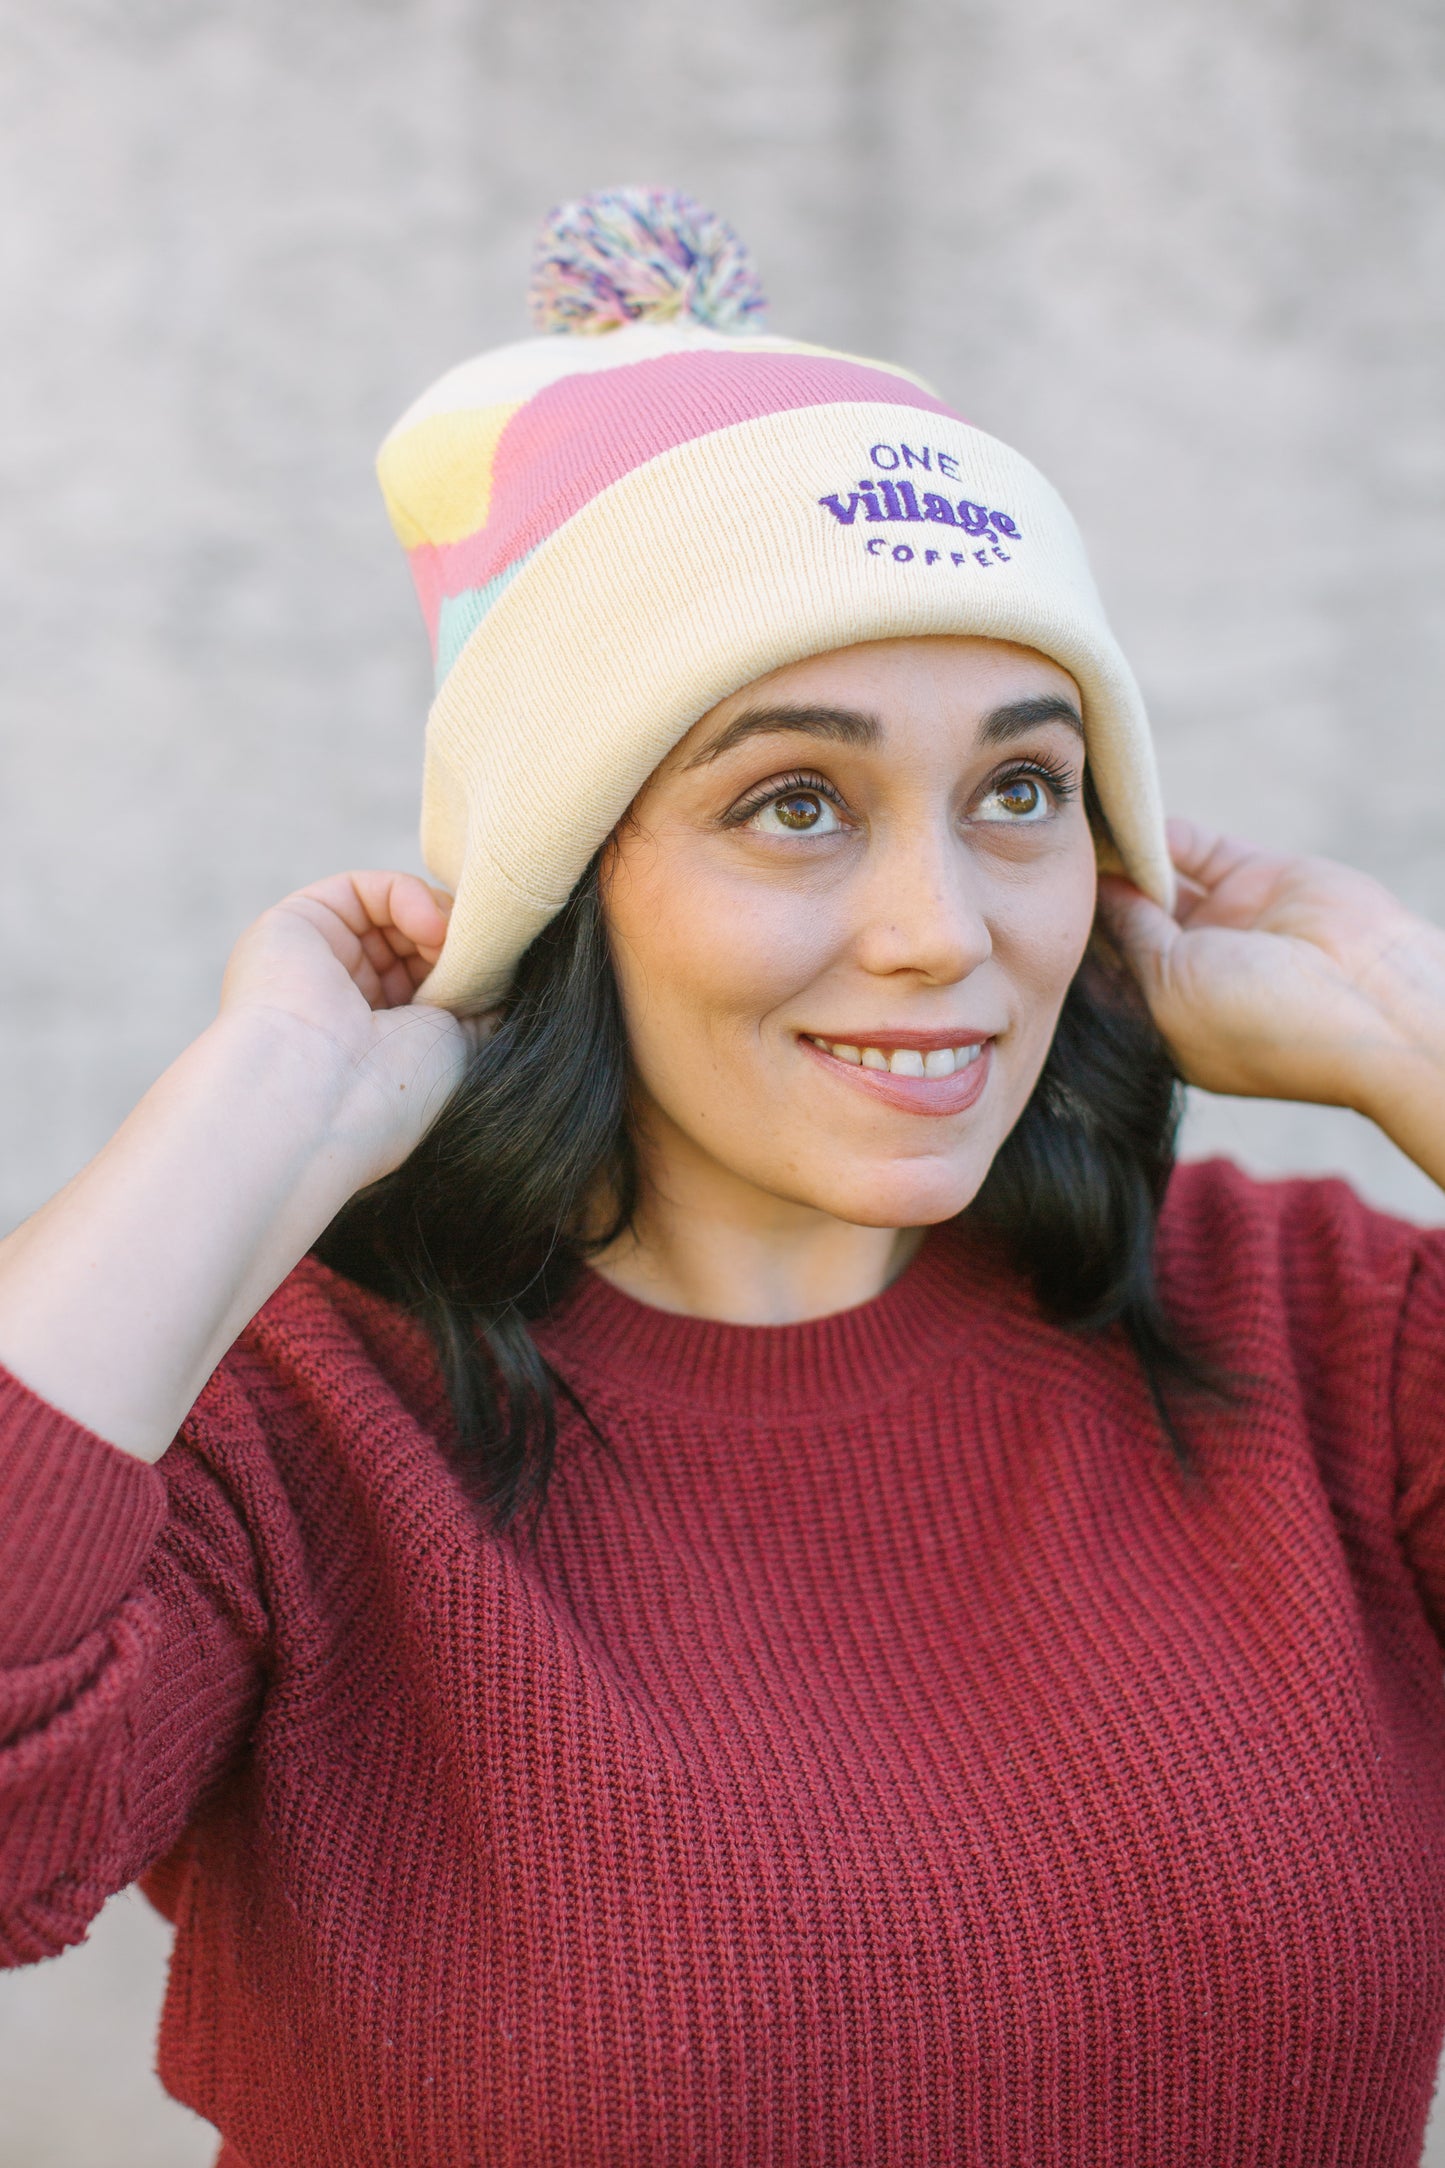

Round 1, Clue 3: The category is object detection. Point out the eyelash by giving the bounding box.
[722,770,850,827]
[992,754,1079,807]
[723,756,1079,828]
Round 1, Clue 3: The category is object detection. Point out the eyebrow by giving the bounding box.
[686,691,1084,768]
[978,695,1085,744]
[685,703,881,767]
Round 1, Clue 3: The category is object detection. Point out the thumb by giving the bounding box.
[1096,874,1181,998]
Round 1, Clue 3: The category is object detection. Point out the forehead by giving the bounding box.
[703,635,1079,727]
[666,637,1082,776]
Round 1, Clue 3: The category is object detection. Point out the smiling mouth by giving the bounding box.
[802,1036,988,1079]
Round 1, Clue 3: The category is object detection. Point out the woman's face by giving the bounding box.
[602,636,1098,1232]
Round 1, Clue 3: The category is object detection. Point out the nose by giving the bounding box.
[850,817,992,986]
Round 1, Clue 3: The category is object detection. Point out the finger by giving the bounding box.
[292,871,452,951]
[1164,820,1280,895]
[1096,874,1182,988]
[356,951,433,1014]
[1163,817,1219,878]
[380,946,422,1001]
[257,882,442,1013]
[400,948,453,991]
[386,873,455,958]
[358,925,408,977]
[1164,818,1259,894]
[290,872,392,942]
[349,953,388,1008]
[357,896,455,981]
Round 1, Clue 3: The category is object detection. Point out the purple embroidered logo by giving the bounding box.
[818,442,1020,571]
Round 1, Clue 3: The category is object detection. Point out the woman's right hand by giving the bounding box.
[0,869,488,1461]
[219,871,488,1186]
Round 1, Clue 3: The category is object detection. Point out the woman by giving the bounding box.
[3,189,1444,2166]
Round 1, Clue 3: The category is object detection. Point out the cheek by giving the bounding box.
[605,844,837,1070]
[991,845,1098,1024]
[1005,841,1096,979]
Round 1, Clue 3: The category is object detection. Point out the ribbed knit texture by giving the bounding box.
[4,1159,1445,2166]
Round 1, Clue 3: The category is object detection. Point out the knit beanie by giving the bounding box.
[378,187,1172,1013]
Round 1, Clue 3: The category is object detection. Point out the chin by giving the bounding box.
[799,1154,995,1230]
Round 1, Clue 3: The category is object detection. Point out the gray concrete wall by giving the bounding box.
[1,1,1442,2159]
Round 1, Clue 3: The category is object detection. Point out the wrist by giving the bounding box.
[199,1004,382,1203]
[1346,913,1445,1185]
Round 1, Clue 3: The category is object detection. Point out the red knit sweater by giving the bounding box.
[4,1158,1445,2166]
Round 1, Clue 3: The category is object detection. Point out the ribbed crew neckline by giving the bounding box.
[535,1223,1001,1419]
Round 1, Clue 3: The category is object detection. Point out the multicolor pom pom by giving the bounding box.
[528,186,769,337]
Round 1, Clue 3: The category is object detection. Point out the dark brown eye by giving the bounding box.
[747,786,843,836]
[977,772,1052,823]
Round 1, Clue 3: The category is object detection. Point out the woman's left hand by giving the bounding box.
[1097,820,1445,1186]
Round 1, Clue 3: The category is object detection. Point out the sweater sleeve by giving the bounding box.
[0,1360,270,1967]
[1391,1230,1445,1647]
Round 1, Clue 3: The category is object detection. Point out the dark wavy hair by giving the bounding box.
[312,837,1218,1536]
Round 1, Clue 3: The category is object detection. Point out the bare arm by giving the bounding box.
[1099,822,1445,1191]
[0,871,476,1463]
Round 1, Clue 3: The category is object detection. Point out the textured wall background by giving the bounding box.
[1,0,1442,2159]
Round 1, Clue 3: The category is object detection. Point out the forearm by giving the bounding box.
[1351,919,1445,1192]
[0,1009,372,1463]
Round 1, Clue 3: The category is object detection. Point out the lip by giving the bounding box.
[805,1025,991,1054]
[799,1033,995,1116]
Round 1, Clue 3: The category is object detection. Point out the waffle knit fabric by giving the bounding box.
[378,252,1172,1012]
[3,1161,1445,2164]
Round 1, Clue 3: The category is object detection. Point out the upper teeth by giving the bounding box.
[807,1038,985,1077]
